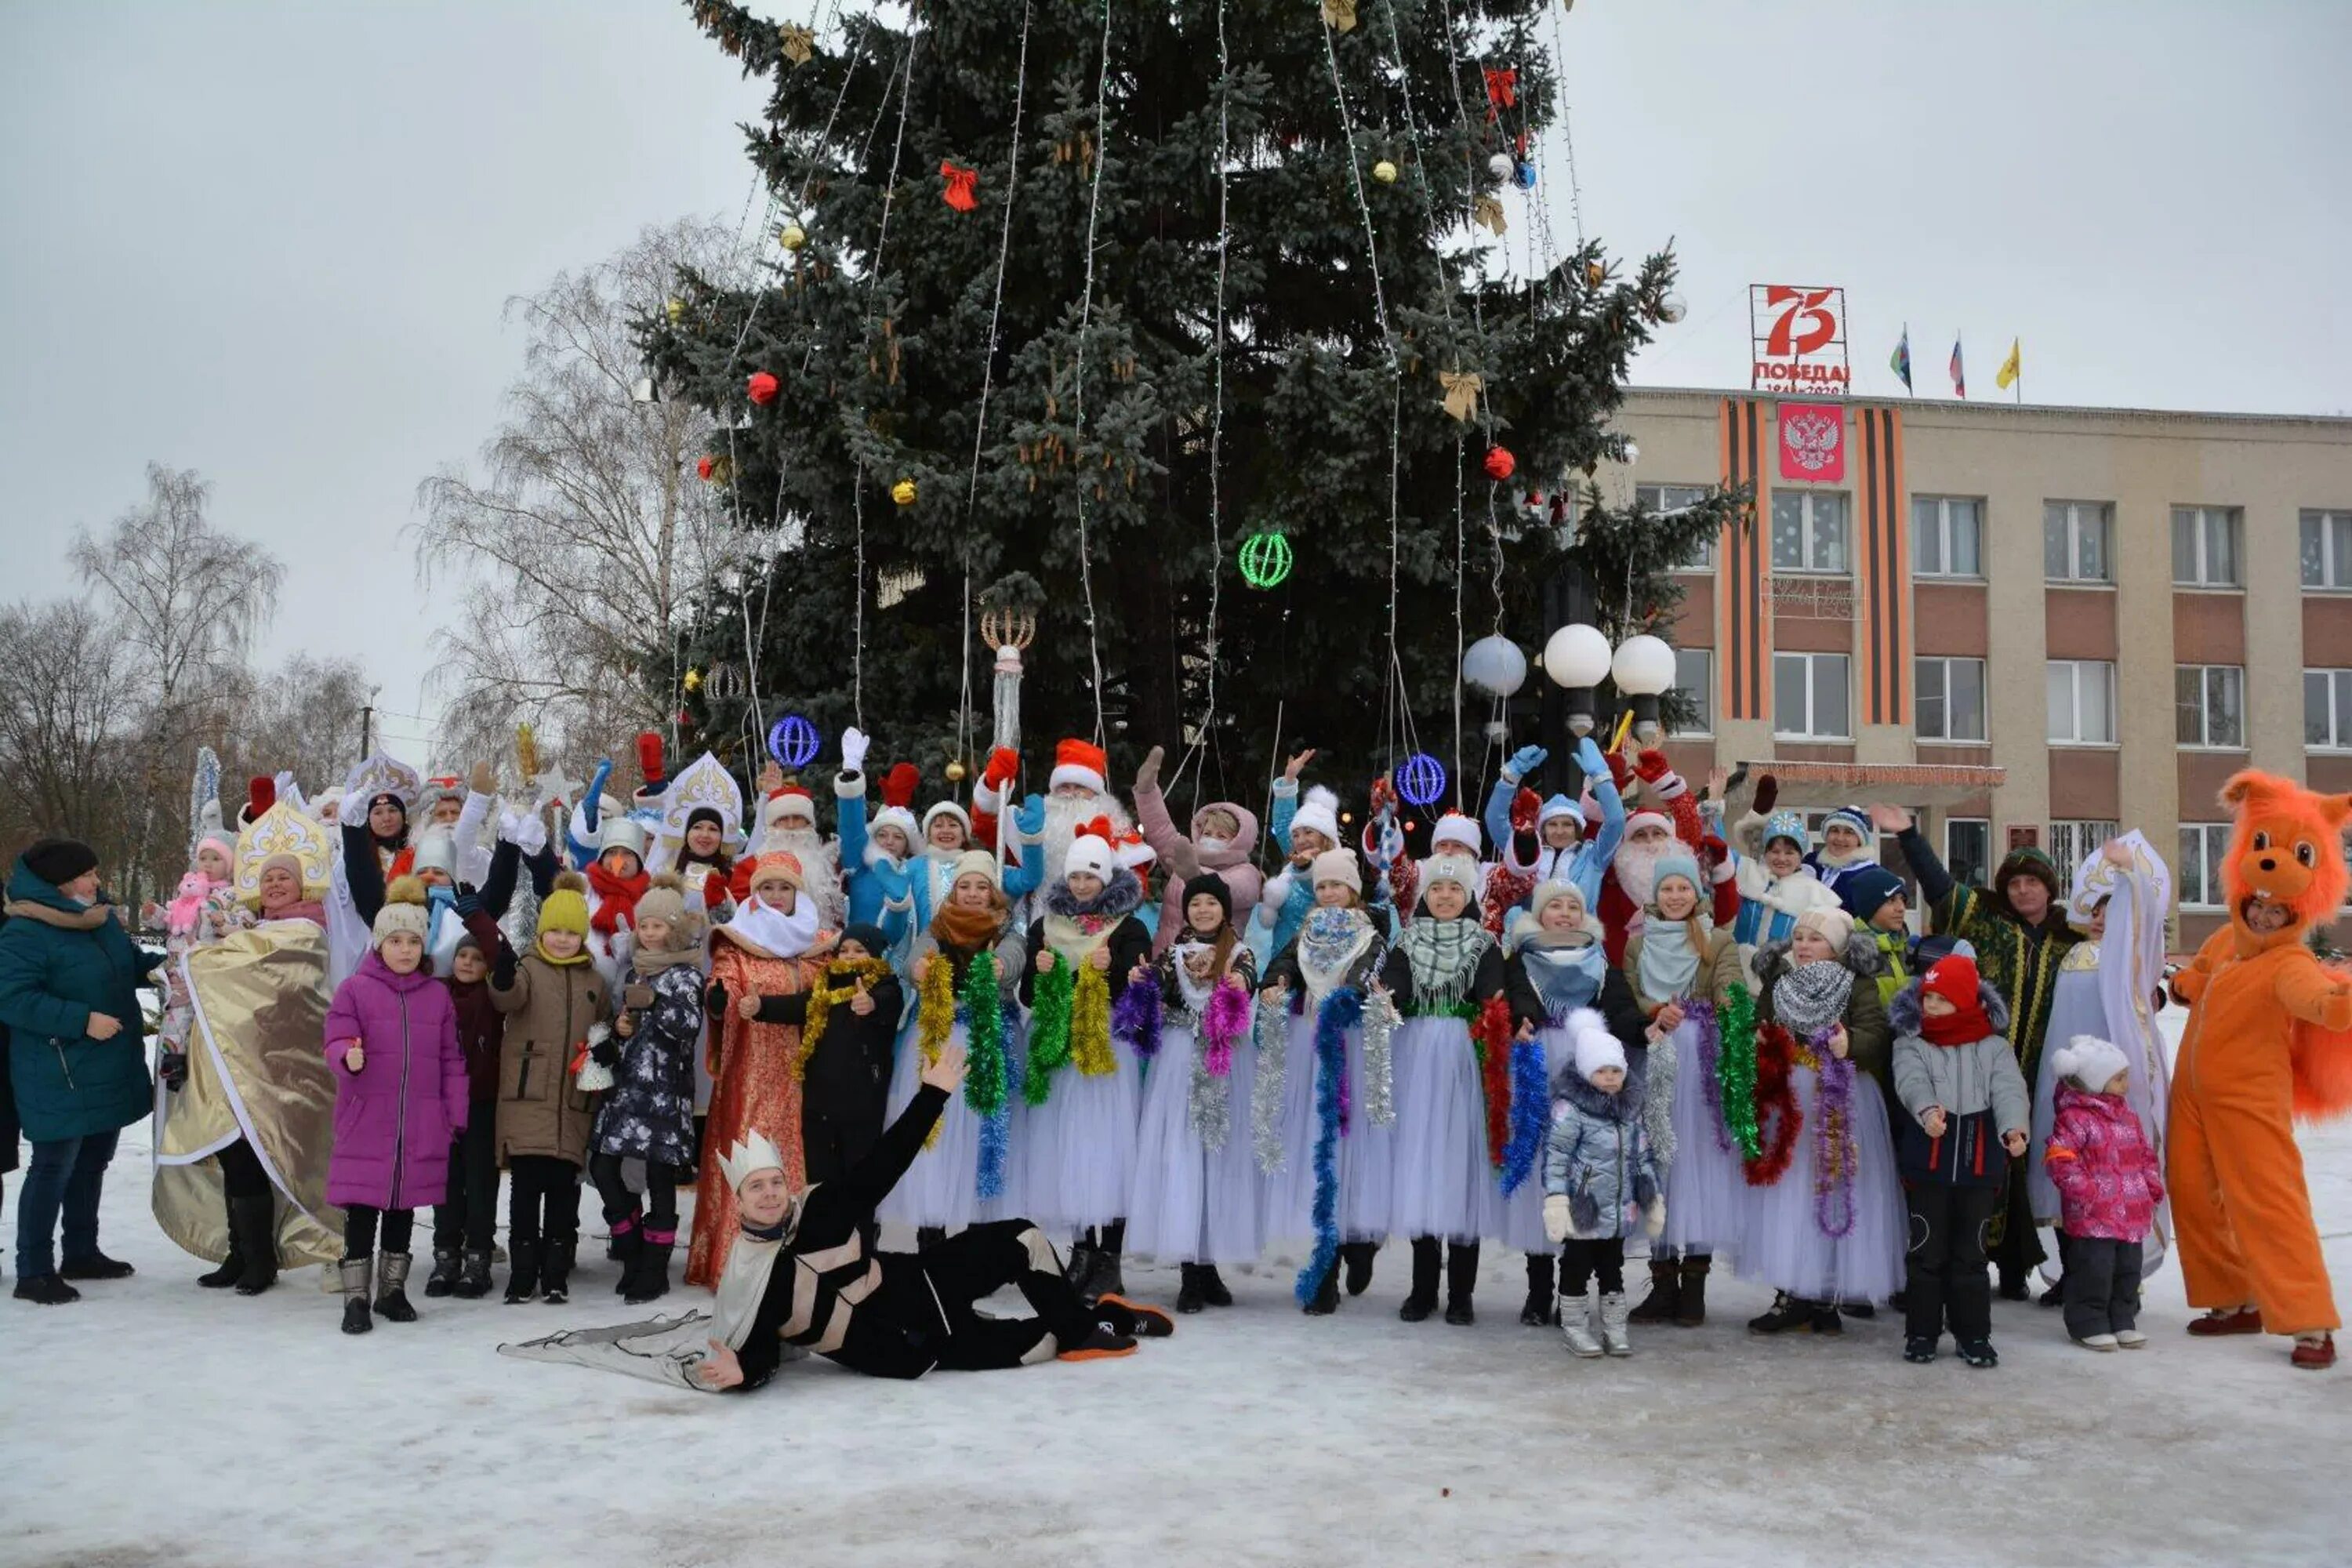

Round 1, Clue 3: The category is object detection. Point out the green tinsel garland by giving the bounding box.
[1717,982,1762,1160]
[964,942,1007,1120]
[1024,959,1076,1105]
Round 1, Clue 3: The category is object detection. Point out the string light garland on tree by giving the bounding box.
[1238,531,1293,589]
[1396,751,1447,808]
[768,712,822,770]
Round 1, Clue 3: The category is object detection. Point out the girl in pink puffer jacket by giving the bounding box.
[2043,1035,2166,1352]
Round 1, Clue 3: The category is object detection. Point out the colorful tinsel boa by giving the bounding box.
[797,957,897,1081]
[1795,1034,1857,1239]
[1743,1022,1802,1188]
[1251,994,1292,1173]
[1471,993,1516,1171]
[1023,959,1116,1105]
[1190,981,1254,1151]
[1500,1030,1548,1196]
[1111,975,1163,1060]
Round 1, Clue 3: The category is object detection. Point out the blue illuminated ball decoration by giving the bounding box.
[768,713,822,771]
[1513,161,1537,191]
[1396,752,1447,808]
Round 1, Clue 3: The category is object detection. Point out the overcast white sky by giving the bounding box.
[3,1,2346,765]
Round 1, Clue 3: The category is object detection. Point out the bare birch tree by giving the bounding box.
[414,219,746,777]
[71,464,284,897]
[0,598,140,869]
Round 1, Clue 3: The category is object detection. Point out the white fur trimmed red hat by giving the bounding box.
[1115,829,1156,870]
[763,785,817,831]
[1050,738,1109,795]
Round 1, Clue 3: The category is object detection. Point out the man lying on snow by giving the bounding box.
[501,1040,1171,1393]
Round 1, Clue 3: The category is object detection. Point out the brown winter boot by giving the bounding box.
[1674,1254,1711,1327]
[1627,1258,1682,1323]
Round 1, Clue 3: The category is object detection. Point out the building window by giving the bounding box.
[1668,648,1713,736]
[2176,664,2246,750]
[1911,496,1983,579]
[2172,506,2242,588]
[2043,500,2113,583]
[1944,818,1991,893]
[2303,510,2352,590]
[2047,659,2117,745]
[1773,652,1851,740]
[1770,491,1849,575]
[2046,821,2121,895]
[2179,822,2231,909]
[1915,657,1987,742]
[2308,669,2352,750]
[1639,484,1715,570]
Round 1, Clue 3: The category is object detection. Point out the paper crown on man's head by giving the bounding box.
[720,1131,787,1192]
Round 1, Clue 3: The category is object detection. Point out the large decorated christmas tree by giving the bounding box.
[653,0,1736,808]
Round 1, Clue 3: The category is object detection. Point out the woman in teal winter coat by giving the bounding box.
[0,840,165,1304]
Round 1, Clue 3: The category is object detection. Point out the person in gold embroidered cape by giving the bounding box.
[153,800,344,1287]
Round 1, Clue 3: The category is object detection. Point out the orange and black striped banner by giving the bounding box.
[1717,397,1771,720]
[1853,405,1909,726]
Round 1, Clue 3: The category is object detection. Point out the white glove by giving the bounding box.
[340,788,372,825]
[499,809,549,858]
[1543,1194,1573,1245]
[841,727,871,775]
[1642,1193,1666,1239]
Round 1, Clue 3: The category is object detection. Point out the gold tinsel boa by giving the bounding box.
[795,956,898,1081]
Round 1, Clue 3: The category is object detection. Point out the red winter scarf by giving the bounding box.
[1919,1003,1992,1047]
[587,860,651,936]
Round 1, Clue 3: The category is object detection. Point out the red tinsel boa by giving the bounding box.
[1472,993,1515,1170]
[1742,1022,1803,1187]
[588,860,651,936]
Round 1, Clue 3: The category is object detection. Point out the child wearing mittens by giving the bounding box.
[1543,1009,1663,1357]
[2042,1034,2165,1351]
[1503,880,1650,1325]
[1892,953,2032,1367]
[587,874,706,1305]
[323,876,468,1335]
[489,870,610,1306]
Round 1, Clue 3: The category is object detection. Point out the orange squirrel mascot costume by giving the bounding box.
[2168,771,2352,1369]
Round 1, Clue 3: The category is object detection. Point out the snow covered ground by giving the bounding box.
[6,1020,2352,1568]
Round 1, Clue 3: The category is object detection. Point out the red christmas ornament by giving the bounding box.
[696,456,717,481]
[940,161,979,212]
[1483,446,1516,481]
[746,371,779,405]
[677,710,696,729]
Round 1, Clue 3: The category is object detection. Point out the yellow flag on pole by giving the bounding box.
[1996,338,2022,390]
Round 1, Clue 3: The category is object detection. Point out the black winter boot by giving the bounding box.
[57,1250,133,1280]
[1444,1243,1479,1326]
[338,1257,373,1334]
[1199,1265,1234,1308]
[503,1240,543,1304]
[916,1225,949,1252]
[1628,1258,1682,1323]
[541,1237,577,1305]
[624,1232,676,1306]
[198,1189,243,1288]
[228,1192,279,1296]
[1304,1258,1341,1316]
[1087,1221,1127,1302]
[424,1248,461,1299]
[1521,1252,1558,1327]
[1341,1240,1377,1297]
[1064,1238,1098,1295]
[375,1253,419,1323]
[1674,1254,1711,1327]
[1177,1264,1207,1315]
[452,1248,494,1300]
[608,1215,644,1296]
[1399,1237,1442,1322]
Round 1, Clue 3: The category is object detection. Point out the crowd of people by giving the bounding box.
[2,724,2345,1390]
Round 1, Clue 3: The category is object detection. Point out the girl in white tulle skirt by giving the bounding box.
[1258,849,1395,1316]
[1736,907,1904,1337]
[879,855,1025,1239]
[1384,846,1513,1327]
[1016,829,1154,1301]
[1124,873,1261,1312]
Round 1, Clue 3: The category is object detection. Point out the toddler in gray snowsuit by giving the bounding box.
[1543,1008,1663,1358]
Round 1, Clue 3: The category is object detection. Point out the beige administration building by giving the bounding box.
[1600,387,2352,950]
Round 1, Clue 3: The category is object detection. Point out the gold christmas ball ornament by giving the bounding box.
[1372,159,1398,184]
[779,222,808,252]
[891,477,918,506]
[663,297,684,324]
[682,667,703,693]
[1585,260,1606,288]
[945,758,968,784]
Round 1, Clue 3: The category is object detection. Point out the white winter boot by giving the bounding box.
[1599,1290,1633,1356]
[1560,1281,1604,1358]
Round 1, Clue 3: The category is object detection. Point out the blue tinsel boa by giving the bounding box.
[1501,1034,1548,1196]
[1294,986,1361,1306]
